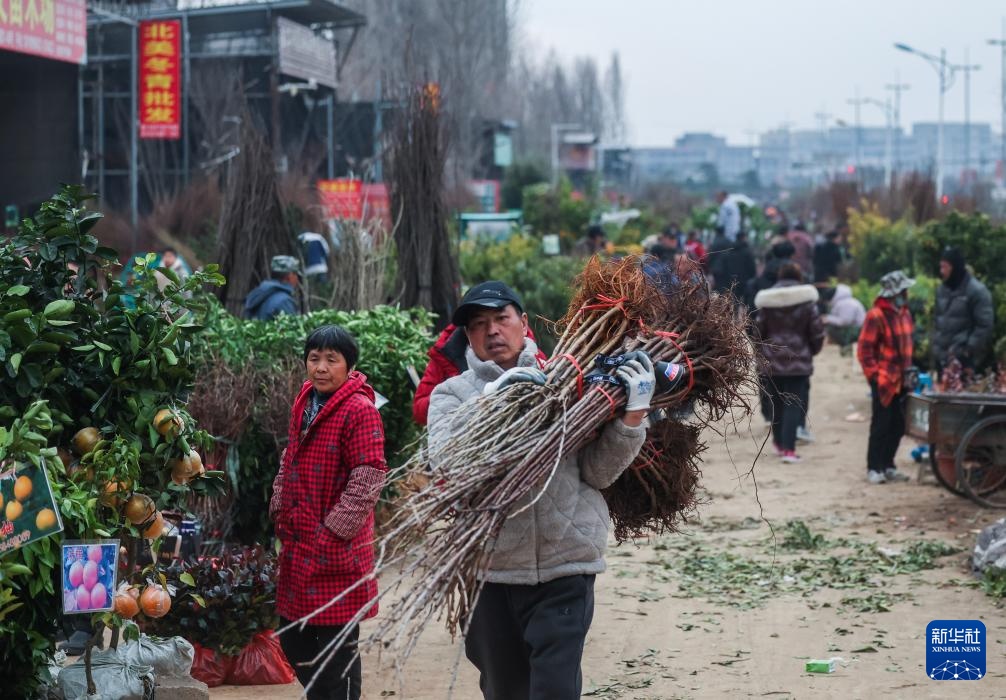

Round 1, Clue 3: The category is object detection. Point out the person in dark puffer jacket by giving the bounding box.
[754,263,824,463]
[932,247,994,372]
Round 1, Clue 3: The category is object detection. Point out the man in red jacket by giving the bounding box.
[412,322,545,425]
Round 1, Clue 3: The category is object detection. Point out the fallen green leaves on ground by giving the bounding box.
[979,566,1006,599]
[650,520,960,611]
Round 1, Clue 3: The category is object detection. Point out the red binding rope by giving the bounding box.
[594,385,617,420]
[547,353,585,399]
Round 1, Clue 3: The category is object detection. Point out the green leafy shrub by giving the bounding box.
[521,180,593,241]
[847,202,917,283]
[501,161,548,210]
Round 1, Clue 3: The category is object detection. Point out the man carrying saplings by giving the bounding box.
[427,281,651,700]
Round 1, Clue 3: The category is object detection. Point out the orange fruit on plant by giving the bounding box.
[142,511,165,539]
[13,475,33,501]
[5,500,23,522]
[113,588,140,619]
[139,584,171,618]
[99,481,131,508]
[169,452,202,485]
[152,409,183,438]
[72,427,100,456]
[123,494,155,525]
[35,508,57,530]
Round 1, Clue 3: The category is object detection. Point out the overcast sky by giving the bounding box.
[522,0,1006,147]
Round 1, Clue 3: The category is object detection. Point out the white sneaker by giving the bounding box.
[867,470,887,484]
[796,427,815,443]
[884,468,910,482]
[781,451,802,464]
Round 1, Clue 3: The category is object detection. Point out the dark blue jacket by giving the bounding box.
[244,280,298,320]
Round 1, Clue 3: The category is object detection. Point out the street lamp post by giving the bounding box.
[895,42,954,200]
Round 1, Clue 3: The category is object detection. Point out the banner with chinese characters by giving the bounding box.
[318,179,363,220]
[0,0,86,64]
[139,20,181,140]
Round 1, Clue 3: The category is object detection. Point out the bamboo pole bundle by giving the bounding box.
[280,255,757,690]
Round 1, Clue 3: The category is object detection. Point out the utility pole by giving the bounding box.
[885,77,910,173]
[953,52,981,183]
[847,89,868,179]
[987,18,1006,184]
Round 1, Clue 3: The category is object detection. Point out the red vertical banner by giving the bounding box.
[139,20,181,140]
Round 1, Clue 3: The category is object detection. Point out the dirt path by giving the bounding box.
[214,346,1005,699]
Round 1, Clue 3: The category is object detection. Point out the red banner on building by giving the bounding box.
[0,0,86,64]
[318,179,363,219]
[139,20,181,140]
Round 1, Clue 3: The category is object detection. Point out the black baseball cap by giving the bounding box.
[452,281,524,326]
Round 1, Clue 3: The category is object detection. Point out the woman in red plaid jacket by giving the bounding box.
[270,325,387,700]
[857,271,915,485]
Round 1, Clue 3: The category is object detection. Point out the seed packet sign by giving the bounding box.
[62,541,119,614]
[0,461,64,556]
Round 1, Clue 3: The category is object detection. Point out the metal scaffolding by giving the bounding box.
[81,0,365,237]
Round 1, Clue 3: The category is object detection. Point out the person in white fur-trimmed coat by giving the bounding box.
[754,262,825,463]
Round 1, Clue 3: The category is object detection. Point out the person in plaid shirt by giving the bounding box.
[857,271,915,485]
[270,325,387,699]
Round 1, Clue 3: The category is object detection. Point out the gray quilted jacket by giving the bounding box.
[428,339,646,585]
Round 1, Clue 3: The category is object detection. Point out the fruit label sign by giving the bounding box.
[0,462,64,556]
[62,541,119,614]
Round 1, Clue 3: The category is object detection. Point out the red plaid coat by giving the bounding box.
[857,297,914,407]
[273,371,386,625]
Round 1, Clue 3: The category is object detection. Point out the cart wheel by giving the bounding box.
[929,443,967,497]
[955,415,1006,509]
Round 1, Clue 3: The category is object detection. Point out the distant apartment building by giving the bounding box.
[632,121,1003,192]
[634,132,754,186]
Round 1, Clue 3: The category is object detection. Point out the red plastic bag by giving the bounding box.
[227,631,296,685]
[189,642,235,688]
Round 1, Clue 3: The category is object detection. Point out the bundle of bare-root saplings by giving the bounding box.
[283,256,756,679]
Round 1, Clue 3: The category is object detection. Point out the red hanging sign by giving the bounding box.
[318,179,363,220]
[139,20,181,140]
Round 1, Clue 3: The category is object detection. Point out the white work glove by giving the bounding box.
[616,352,656,412]
[483,367,547,395]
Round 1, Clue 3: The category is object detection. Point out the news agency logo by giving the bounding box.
[927,620,986,681]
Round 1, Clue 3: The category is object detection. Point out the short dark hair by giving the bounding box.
[304,324,359,368]
[162,247,178,256]
[777,262,804,282]
[587,225,605,240]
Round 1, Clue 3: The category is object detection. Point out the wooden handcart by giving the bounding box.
[906,391,1006,508]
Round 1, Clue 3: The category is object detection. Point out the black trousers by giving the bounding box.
[867,383,906,473]
[465,574,595,700]
[278,617,361,700]
[768,375,810,451]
